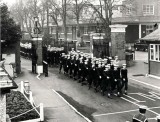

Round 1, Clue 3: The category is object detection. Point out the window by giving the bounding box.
[150,44,155,60]
[150,44,160,62]
[143,5,154,15]
[84,27,88,34]
[67,27,72,33]
[146,25,154,35]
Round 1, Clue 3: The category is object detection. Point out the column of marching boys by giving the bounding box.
[59,48,128,98]
[20,43,128,98]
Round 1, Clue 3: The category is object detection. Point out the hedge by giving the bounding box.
[6,91,39,122]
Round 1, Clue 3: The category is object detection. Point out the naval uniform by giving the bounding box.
[121,68,128,91]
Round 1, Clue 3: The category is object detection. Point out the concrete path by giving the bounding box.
[10,63,87,122]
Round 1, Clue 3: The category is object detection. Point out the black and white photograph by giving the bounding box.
[1,0,160,122]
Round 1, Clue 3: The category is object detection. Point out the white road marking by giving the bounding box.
[150,91,160,96]
[93,109,139,117]
[129,78,160,90]
[121,97,160,117]
[148,117,156,120]
[123,94,143,102]
[94,106,160,117]
[149,92,160,100]
[138,93,155,101]
[128,93,140,95]
[52,89,92,122]
[121,97,140,106]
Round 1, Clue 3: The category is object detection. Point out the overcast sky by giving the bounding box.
[2,0,16,6]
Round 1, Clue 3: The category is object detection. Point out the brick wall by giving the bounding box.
[111,32,126,60]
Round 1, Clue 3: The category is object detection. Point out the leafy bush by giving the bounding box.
[6,91,39,122]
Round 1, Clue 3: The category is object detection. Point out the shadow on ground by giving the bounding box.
[57,91,97,122]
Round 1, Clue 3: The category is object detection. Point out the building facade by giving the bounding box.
[113,0,160,44]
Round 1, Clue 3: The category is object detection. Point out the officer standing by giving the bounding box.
[132,106,148,122]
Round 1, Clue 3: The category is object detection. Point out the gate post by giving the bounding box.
[109,24,127,65]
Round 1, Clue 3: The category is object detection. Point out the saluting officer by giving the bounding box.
[121,64,128,95]
[132,106,148,122]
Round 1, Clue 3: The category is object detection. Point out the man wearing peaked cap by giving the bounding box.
[132,105,148,122]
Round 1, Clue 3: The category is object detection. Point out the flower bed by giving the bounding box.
[6,91,40,122]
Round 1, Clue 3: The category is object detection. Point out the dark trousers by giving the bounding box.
[111,79,122,93]
[121,78,128,91]
[59,64,63,72]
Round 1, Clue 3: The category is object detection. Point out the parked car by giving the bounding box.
[134,40,148,52]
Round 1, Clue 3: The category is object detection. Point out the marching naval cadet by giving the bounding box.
[103,65,112,98]
[81,59,88,86]
[121,63,128,95]
[69,55,75,78]
[59,53,65,73]
[132,106,148,122]
[78,57,83,82]
[113,64,122,97]
[63,55,68,74]
[66,55,70,75]
[96,63,104,94]
[73,55,79,80]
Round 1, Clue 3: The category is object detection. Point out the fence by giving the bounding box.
[20,81,44,122]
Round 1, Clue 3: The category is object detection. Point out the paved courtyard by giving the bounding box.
[5,51,159,122]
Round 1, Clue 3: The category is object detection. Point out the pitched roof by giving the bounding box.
[141,28,160,41]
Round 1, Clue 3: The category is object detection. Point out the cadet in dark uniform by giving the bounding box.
[59,53,65,73]
[121,64,128,95]
[81,60,88,86]
[73,55,79,80]
[103,65,113,98]
[132,106,148,122]
[63,55,68,74]
[66,55,70,75]
[113,65,121,97]
[69,55,74,78]
[78,58,83,82]
[96,63,104,94]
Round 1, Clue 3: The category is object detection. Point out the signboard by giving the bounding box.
[0,72,13,88]
[0,80,13,88]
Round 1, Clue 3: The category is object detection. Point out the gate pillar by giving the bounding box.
[110,24,127,64]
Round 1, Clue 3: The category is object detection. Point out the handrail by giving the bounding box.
[20,81,44,121]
